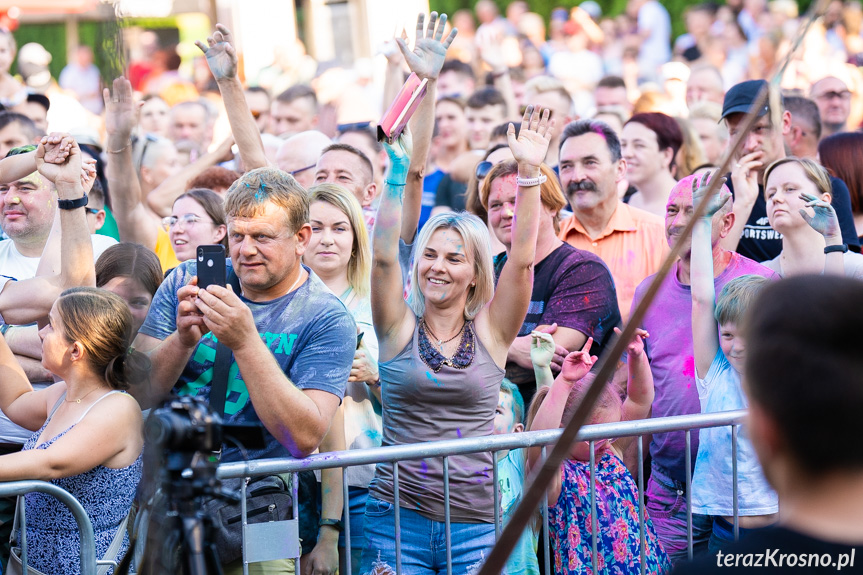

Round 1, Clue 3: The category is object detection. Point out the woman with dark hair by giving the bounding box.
[164,187,227,265]
[818,131,863,242]
[96,242,163,334]
[620,112,683,216]
[0,287,145,575]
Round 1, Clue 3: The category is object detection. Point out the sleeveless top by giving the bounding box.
[22,390,143,575]
[369,320,504,523]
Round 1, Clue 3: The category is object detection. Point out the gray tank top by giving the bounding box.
[369,320,505,523]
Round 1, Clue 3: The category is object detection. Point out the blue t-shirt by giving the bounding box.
[139,260,356,462]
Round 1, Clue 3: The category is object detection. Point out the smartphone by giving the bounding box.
[197,245,226,290]
[356,332,364,349]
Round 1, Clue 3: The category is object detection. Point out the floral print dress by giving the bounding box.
[549,452,671,575]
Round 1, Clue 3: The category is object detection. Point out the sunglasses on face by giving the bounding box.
[476,161,493,179]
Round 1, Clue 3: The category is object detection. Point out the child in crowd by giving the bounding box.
[527,331,670,574]
[493,379,540,575]
[690,174,778,549]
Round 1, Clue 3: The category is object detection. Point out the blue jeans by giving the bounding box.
[342,486,370,575]
[360,496,496,575]
[645,463,712,563]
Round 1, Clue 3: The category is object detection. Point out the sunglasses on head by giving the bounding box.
[476,161,493,180]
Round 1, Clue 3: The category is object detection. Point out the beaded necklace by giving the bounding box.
[418,317,475,373]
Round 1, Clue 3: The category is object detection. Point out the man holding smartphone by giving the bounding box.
[133,165,357,572]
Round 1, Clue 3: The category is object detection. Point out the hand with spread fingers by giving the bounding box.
[196,24,239,82]
[692,170,730,219]
[799,192,841,241]
[507,106,554,174]
[396,12,457,81]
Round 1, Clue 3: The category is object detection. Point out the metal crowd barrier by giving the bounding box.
[218,409,748,575]
[0,480,98,574]
[0,410,747,575]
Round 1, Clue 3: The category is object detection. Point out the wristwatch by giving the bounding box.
[824,243,848,254]
[319,518,344,532]
[57,193,89,211]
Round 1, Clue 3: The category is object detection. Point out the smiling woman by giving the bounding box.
[164,188,227,267]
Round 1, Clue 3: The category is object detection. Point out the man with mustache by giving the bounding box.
[557,119,669,319]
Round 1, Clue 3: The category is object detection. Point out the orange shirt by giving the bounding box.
[558,202,669,320]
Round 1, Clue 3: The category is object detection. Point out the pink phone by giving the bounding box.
[377,72,429,144]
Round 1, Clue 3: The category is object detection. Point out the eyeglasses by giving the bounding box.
[162,214,211,229]
[814,90,852,102]
[476,161,493,179]
[290,164,316,176]
[84,207,100,215]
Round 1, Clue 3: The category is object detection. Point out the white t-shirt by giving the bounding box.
[0,234,117,444]
[691,350,779,516]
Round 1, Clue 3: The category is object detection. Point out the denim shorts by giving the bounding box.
[360,496,495,575]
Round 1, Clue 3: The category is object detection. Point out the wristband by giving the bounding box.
[0,324,10,336]
[824,243,848,254]
[57,194,89,211]
[516,174,547,188]
[319,518,343,532]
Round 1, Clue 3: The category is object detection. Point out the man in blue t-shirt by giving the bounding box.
[136,167,356,463]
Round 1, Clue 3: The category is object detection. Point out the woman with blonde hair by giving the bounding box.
[763,156,863,278]
[303,182,379,575]
[363,13,552,569]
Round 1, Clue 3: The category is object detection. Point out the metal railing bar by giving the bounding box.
[218,411,747,478]
[0,480,97,575]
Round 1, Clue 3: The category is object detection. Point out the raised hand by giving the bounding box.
[507,106,554,171]
[476,26,506,74]
[799,192,841,240]
[530,330,556,370]
[195,24,238,82]
[35,135,82,187]
[103,77,136,141]
[614,326,649,358]
[396,12,457,81]
[692,170,730,218]
[560,337,597,384]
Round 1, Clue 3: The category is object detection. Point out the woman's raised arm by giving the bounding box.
[486,106,553,349]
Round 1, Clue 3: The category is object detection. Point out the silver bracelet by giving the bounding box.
[516,173,547,187]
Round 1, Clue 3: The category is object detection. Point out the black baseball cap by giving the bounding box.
[720,79,782,120]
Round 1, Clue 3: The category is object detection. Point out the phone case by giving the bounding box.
[377,72,429,144]
[197,244,227,290]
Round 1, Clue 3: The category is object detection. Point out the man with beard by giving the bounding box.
[557,119,668,319]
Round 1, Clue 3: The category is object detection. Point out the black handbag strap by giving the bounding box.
[207,269,298,420]
[209,270,241,419]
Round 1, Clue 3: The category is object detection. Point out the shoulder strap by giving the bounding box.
[48,392,66,420]
[73,390,122,426]
[96,513,130,575]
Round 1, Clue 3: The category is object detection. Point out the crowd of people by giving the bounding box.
[0,1,859,574]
